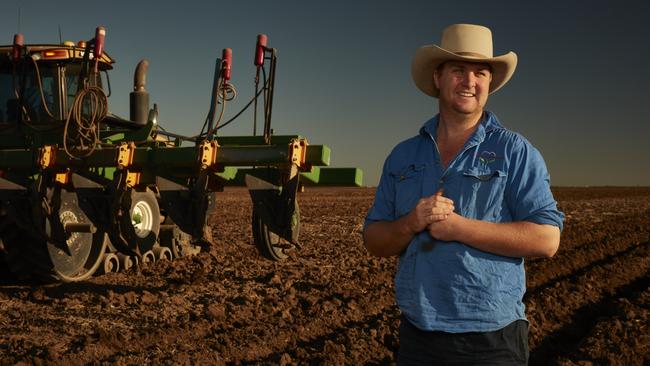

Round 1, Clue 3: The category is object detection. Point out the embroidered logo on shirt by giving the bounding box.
[478,151,497,165]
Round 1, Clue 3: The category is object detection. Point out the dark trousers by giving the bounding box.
[398,316,529,366]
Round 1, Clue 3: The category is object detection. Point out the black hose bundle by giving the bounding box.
[63,83,107,158]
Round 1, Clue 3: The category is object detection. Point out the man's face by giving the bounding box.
[434,61,492,116]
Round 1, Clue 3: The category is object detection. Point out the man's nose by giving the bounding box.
[462,72,477,87]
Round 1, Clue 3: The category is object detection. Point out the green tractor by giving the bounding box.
[0,27,362,282]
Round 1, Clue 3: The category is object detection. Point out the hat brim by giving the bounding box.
[411,45,518,97]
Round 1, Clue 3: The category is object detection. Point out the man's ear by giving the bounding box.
[433,70,440,90]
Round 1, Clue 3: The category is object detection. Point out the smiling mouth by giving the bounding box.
[458,91,475,97]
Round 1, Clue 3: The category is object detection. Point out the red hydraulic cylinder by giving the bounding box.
[222,48,232,81]
[255,34,267,66]
[94,26,106,59]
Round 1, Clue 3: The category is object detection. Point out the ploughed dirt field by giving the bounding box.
[1,186,649,365]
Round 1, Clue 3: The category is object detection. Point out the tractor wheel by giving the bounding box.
[46,190,108,282]
[251,202,300,261]
[127,189,161,253]
[0,191,108,282]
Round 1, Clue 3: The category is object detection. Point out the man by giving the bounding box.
[363,24,564,365]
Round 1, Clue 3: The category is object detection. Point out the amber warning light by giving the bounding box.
[42,49,70,59]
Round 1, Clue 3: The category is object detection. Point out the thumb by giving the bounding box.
[435,187,445,197]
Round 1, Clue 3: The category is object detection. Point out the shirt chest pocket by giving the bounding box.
[461,167,507,220]
[390,163,426,217]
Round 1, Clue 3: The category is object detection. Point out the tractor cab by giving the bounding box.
[0,40,113,124]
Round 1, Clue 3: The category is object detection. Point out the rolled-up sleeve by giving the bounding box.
[505,138,564,231]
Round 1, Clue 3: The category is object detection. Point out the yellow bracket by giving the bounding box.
[116,142,136,169]
[125,172,141,188]
[116,142,140,188]
[289,139,308,170]
[55,170,70,185]
[39,146,71,186]
[199,141,218,170]
[39,145,56,169]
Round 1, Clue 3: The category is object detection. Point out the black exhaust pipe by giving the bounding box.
[130,59,150,123]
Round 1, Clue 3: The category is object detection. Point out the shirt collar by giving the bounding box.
[419,111,503,143]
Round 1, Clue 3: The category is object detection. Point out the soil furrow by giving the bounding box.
[555,283,650,366]
[526,234,650,297]
[527,240,650,352]
[529,269,649,365]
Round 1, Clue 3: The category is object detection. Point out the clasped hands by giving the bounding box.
[406,189,459,241]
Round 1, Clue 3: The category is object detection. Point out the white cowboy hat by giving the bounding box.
[411,23,518,98]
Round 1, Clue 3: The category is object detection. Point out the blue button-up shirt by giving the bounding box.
[365,111,564,333]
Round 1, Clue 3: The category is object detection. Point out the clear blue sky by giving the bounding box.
[2,0,649,186]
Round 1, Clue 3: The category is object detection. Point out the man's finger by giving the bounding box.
[429,213,449,222]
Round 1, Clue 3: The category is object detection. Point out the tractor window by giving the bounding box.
[0,61,18,123]
[65,64,81,108]
[0,60,58,123]
[65,64,104,110]
[22,65,57,122]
